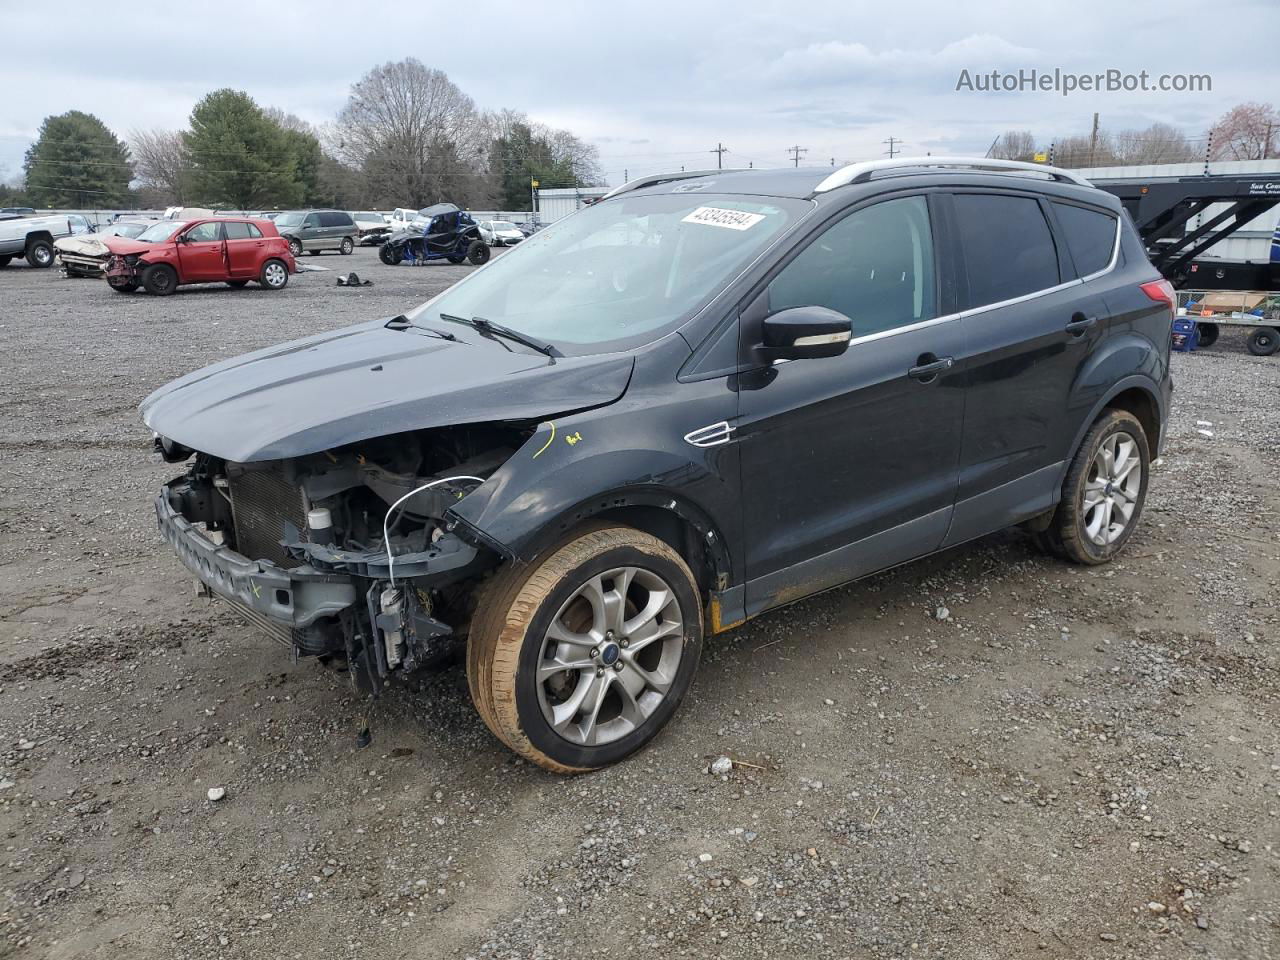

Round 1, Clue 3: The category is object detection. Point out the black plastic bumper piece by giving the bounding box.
[155,486,359,629]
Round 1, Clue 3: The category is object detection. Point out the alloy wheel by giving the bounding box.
[536,566,684,747]
[1082,431,1142,546]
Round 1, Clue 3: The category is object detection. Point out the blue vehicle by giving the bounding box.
[378,203,490,266]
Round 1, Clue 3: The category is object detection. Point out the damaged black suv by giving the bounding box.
[143,158,1173,772]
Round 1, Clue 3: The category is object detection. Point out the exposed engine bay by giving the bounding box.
[156,423,533,693]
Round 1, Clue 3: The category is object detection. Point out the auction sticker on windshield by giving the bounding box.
[681,206,766,230]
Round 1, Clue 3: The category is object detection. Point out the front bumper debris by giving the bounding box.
[155,486,358,629]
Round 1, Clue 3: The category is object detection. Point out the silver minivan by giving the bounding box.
[273,210,357,257]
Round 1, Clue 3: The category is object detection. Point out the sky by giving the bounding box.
[1,0,1275,188]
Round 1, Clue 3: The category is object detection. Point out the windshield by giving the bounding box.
[136,221,185,243]
[274,213,305,227]
[491,221,517,230]
[104,223,148,238]
[408,193,806,355]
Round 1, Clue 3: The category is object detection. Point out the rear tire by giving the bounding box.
[259,258,289,290]
[1196,322,1219,348]
[467,525,703,773]
[1247,327,1279,356]
[339,237,354,255]
[1038,410,1150,565]
[26,240,54,268]
[0,255,11,268]
[141,263,177,296]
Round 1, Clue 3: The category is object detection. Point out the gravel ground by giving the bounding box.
[1,249,1278,960]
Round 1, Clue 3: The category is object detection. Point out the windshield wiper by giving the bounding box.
[385,315,458,341]
[439,313,560,358]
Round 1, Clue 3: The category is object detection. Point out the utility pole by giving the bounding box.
[1087,111,1100,167]
[787,145,808,167]
[709,142,729,169]
[830,157,836,166]
[882,136,902,158]
[623,168,628,182]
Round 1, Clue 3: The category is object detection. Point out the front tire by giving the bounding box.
[26,240,54,268]
[339,236,354,255]
[466,239,490,265]
[0,255,11,268]
[108,279,139,293]
[1247,327,1279,356]
[379,244,402,265]
[287,237,303,258]
[226,279,249,288]
[1037,410,1150,565]
[141,263,178,296]
[467,525,703,773]
[1196,322,1219,348]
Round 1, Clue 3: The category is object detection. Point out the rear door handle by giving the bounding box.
[908,355,954,382]
[1065,313,1097,336]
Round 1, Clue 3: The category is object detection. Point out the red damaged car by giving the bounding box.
[104,217,295,295]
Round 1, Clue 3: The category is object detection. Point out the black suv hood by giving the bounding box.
[140,320,634,462]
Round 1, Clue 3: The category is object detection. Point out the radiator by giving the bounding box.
[227,468,308,568]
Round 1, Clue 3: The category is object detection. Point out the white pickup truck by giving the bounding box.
[0,213,94,268]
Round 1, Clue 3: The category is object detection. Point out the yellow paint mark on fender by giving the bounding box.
[532,421,556,459]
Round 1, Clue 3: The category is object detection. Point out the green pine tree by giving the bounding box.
[23,111,133,207]
[185,90,303,208]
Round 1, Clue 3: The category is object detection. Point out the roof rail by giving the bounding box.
[600,169,748,201]
[813,156,1092,193]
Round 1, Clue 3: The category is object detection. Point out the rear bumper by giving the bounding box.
[155,486,358,629]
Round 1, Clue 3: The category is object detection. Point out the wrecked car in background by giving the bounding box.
[143,159,1171,773]
[105,217,295,295]
[378,203,489,266]
[56,219,153,277]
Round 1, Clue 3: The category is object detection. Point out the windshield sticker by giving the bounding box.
[681,206,766,231]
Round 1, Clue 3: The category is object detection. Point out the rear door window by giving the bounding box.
[1051,202,1118,277]
[224,221,252,240]
[953,194,1060,309]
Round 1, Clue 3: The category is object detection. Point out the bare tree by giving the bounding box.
[335,59,487,205]
[1111,122,1201,164]
[129,128,191,204]
[988,130,1038,161]
[1049,132,1117,168]
[1209,102,1279,160]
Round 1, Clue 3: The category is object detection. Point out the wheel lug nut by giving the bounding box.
[595,667,605,677]
[613,661,624,672]
[590,647,600,659]
[619,637,629,648]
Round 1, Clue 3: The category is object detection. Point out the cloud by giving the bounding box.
[763,34,1040,87]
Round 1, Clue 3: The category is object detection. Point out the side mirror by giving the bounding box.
[761,306,853,361]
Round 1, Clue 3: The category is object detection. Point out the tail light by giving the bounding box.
[1140,278,1176,310]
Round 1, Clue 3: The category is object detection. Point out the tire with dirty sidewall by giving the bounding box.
[1041,409,1150,565]
[467,525,703,773]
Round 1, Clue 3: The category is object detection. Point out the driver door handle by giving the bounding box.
[1065,313,1097,336]
[908,355,954,382]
